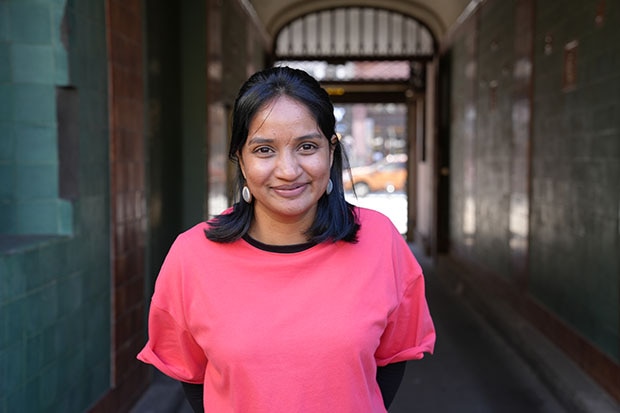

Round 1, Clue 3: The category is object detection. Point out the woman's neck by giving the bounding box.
[249,205,317,245]
[247,223,308,245]
[248,215,315,246]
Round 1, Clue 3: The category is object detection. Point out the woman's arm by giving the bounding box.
[377,361,407,408]
[181,382,204,413]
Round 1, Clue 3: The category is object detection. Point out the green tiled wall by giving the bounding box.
[448,0,619,362]
[529,0,619,360]
[0,1,111,412]
[471,0,516,277]
[448,24,476,256]
[0,0,71,236]
[1,237,111,412]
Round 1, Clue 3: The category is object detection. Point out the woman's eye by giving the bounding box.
[255,146,273,154]
[299,143,318,151]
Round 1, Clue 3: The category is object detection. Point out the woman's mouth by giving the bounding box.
[272,183,307,198]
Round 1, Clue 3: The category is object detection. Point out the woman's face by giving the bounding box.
[239,96,334,235]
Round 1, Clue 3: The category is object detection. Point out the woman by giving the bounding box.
[138,66,435,412]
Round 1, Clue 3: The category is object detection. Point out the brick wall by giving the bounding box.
[89,0,149,411]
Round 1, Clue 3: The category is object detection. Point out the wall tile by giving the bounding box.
[0,84,13,121]
[0,341,25,395]
[0,3,8,42]
[37,364,59,410]
[16,164,58,200]
[53,312,82,358]
[2,253,29,302]
[0,163,14,199]
[56,273,82,316]
[13,84,56,124]
[0,42,10,82]
[11,44,54,84]
[17,249,44,293]
[37,241,66,282]
[14,123,57,163]
[16,200,58,234]
[9,3,52,45]
[83,295,110,361]
[3,296,25,347]
[25,285,58,337]
[0,201,16,233]
[0,302,7,349]
[25,325,56,377]
[0,122,15,161]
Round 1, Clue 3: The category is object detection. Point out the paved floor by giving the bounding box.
[389,269,567,413]
[130,246,617,413]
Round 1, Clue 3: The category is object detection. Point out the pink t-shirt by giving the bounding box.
[138,207,435,412]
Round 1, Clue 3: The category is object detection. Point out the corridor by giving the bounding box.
[2,1,619,411]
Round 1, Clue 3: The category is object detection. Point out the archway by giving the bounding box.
[271,7,438,247]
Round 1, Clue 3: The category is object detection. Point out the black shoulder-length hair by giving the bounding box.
[205,66,359,244]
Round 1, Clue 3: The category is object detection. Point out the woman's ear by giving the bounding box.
[329,135,338,167]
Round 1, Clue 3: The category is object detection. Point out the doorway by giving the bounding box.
[336,103,409,234]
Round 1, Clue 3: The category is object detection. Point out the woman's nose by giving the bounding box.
[275,151,301,178]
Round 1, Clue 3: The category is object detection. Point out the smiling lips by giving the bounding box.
[272,183,308,197]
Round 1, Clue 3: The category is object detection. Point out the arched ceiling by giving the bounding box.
[247,0,475,43]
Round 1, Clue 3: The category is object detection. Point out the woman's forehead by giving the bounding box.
[251,96,316,127]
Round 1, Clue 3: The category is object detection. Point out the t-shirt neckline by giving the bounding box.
[242,233,317,254]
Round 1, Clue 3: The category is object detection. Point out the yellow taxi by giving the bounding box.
[343,154,407,197]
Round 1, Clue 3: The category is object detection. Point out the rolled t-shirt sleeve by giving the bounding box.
[137,304,206,383]
[137,235,207,384]
[375,231,436,366]
[375,273,435,366]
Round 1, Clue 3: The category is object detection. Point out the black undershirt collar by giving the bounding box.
[242,233,316,253]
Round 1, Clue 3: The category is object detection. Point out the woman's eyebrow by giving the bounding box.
[247,133,323,145]
[246,137,273,145]
[296,133,323,141]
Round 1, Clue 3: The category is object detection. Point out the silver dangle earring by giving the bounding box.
[326,179,333,195]
[242,185,252,203]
